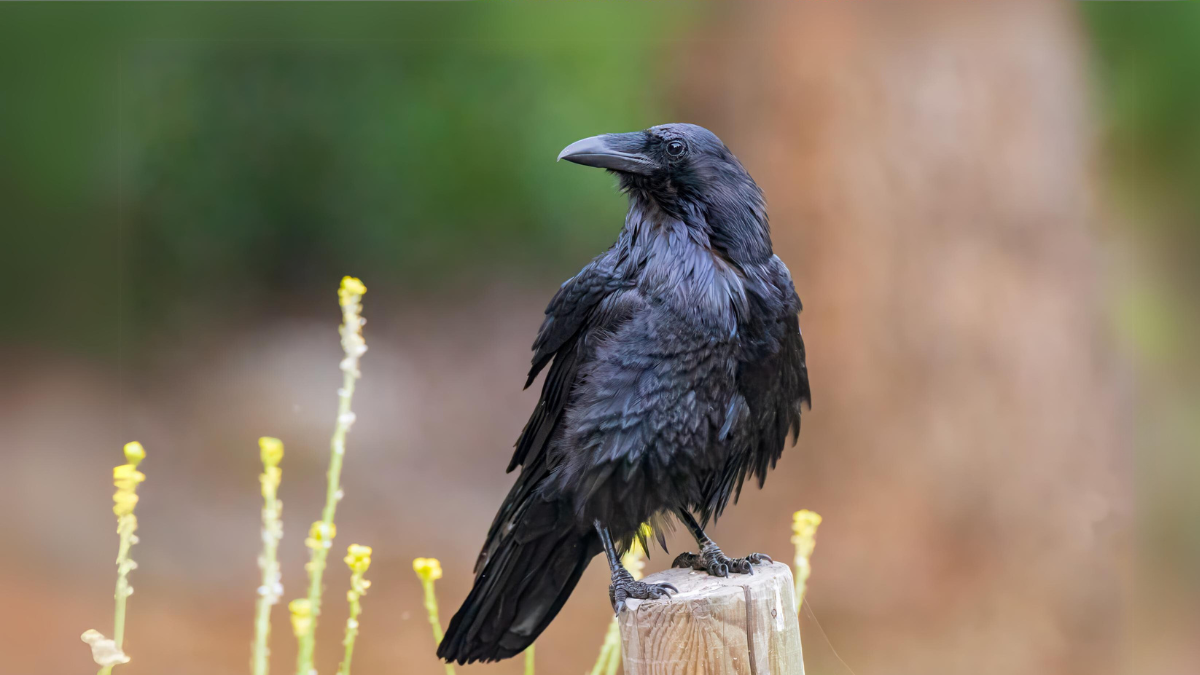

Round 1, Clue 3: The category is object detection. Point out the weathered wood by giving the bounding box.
[618,562,803,675]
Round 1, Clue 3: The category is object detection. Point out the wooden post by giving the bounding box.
[617,562,803,675]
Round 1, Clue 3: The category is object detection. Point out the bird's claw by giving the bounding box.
[672,545,771,577]
[609,568,677,614]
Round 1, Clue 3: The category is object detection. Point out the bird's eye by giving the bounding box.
[666,140,687,158]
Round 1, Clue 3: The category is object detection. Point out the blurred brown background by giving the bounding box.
[1,3,1195,675]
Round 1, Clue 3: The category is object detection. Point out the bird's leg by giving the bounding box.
[595,520,677,614]
[672,509,772,577]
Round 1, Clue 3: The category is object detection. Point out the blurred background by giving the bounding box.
[0,2,1195,674]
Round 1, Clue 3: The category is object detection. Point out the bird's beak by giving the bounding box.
[557,132,653,175]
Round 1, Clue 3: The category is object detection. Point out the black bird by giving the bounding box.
[438,123,810,664]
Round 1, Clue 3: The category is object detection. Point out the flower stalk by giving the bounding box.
[413,558,455,675]
[252,437,285,675]
[338,544,372,675]
[791,510,822,608]
[294,277,368,675]
[85,441,147,675]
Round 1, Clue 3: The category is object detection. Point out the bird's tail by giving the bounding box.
[437,496,601,664]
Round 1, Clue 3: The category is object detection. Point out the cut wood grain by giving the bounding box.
[617,562,803,675]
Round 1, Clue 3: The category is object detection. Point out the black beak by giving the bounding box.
[557,132,653,175]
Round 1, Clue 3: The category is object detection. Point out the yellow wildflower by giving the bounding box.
[251,438,285,675]
[257,437,284,500]
[112,492,139,518]
[413,557,443,582]
[338,276,367,307]
[791,509,823,606]
[112,457,146,517]
[294,276,371,675]
[260,467,281,499]
[88,443,148,673]
[259,436,284,467]
[339,543,375,675]
[289,598,314,638]
[112,465,145,490]
[413,556,454,674]
[345,544,373,574]
[123,441,146,467]
[791,510,822,556]
[306,521,337,550]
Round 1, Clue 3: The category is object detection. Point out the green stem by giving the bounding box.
[113,518,134,646]
[253,472,283,675]
[420,579,455,675]
[588,618,622,675]
[524,643,535,675]
[603,635,621,675]
[296,285,365,675]
[98,515,137,675]
[338,588,362,675]
[295,370,357,675]
[420,578,443,644]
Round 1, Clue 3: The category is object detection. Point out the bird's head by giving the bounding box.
[558,123,770,260]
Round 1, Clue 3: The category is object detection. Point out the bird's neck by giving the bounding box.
[622,191,774,268]
[618,195,751,336]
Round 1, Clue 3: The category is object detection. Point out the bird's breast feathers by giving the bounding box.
[634,224,755,338]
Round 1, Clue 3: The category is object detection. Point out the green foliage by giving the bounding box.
[0,2,693,356]
[1081,3,1200,251]
[1081,2,1200,588]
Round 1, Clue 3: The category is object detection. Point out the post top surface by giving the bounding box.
[623,562,794,610]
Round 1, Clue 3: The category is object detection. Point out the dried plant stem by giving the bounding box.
[252,438,285,675]
[294,277,367,675]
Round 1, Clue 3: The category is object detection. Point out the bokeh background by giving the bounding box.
[1,2,1196,674]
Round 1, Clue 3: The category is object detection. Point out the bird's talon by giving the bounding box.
[745,552,772,565]
[683,543,773,578]
[609,571,678,612]
[672,552,700,569]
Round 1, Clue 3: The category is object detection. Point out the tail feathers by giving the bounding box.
[438,499,599,664]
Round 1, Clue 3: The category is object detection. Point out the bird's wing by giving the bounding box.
[474,251,633,574]
[538,297,742,536]
[511,248,632,470]
[703,257,811,521]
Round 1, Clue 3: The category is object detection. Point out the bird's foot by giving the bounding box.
[609,567,677,614]
[672,543,771,577]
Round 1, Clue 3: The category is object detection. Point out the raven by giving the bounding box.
[438,123,810,664]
